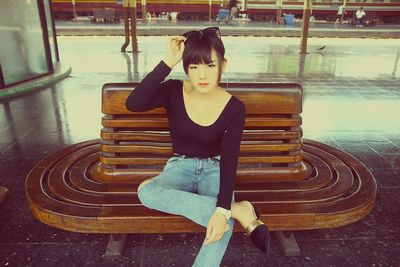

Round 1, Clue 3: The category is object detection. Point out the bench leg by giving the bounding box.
[276,231,301,256]
[0,187,9,204]
[103,234,127,258]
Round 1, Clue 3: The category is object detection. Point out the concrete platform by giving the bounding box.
[0,36,399,266]
[55,19,400,38]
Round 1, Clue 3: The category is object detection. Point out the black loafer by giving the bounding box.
[245,207,270,254]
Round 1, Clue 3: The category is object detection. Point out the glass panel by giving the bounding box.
[0,0,49,86]
[43,0,58,65]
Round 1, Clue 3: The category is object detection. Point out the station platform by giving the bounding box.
[0,35,399,266]
[55,18,400,38]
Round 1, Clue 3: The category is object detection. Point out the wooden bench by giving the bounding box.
[25,82,377,257]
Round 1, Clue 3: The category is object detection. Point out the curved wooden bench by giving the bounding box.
[25,82,377,256]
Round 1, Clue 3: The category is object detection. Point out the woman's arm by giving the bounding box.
[217,102,246,210]
[125,61,172,112]
[125,36,186,112]
[203,102,245,245]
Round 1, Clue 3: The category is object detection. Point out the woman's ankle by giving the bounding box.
[231,201,255,228]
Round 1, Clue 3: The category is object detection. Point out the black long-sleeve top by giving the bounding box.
[125,61,245,210]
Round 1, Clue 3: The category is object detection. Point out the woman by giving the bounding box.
[125,27,270,266]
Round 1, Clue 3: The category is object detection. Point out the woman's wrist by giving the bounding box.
[215,207,232,220]
[213,212,227,221]
[162,58,177,69]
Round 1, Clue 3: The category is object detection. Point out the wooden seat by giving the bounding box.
[25,82,377,256]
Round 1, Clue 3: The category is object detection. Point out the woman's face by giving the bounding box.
[187,49,226,94]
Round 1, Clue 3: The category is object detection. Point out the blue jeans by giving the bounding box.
[137,155,235,267]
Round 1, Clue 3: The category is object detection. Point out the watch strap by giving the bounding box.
[215,207,232,220]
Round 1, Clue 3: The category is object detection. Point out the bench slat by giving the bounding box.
[71,153,324,194]
[100,153,303,165]
[102,116,301,129]
[102,83,302,115]
[92,162,310,183]
[101,131,171,142]
[101,130,302,141]
[100,143,302,154]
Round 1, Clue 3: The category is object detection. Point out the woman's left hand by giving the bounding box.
[203,212,230,245]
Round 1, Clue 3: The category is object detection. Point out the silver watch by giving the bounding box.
[215,207,232,220]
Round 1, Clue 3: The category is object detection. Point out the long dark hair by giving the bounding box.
[182,33,226,83]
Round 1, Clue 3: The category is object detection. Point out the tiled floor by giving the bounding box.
[0,36,399,266]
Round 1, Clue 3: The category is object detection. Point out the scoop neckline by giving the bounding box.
[180,81,233,128]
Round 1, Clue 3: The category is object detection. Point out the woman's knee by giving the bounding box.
[137,179,155,203]
[137,179,154,193]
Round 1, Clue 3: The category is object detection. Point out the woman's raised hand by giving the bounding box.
[163,36,186,69]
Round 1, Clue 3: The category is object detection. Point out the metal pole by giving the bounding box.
[209,0,212,23]
[276,0,282,25]
[299,0,312,54]
[297,53,306,80]
[130,0,139,53]
[72,0,77,21]
[340,0,347,24]
[121,0,130,52]
[142,0,147,23]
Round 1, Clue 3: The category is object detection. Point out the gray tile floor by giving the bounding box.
[0,36,399,266]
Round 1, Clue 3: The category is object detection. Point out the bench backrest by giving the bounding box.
[93,82,305,184]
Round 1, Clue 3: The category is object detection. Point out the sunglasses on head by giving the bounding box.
[182,27,221,41]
